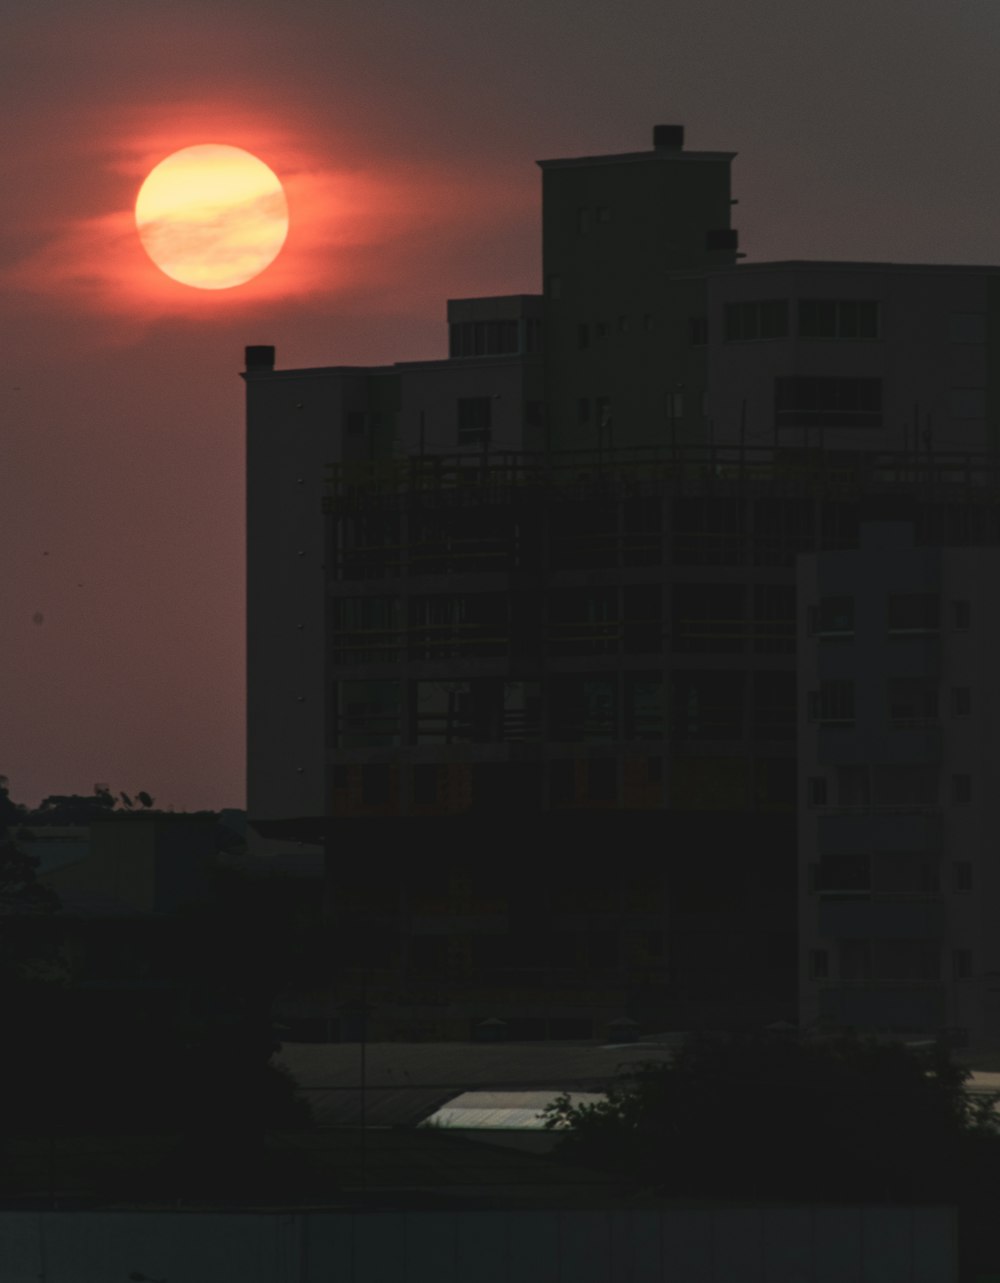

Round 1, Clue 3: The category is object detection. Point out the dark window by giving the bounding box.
[457,397,492,444]
[412,765,438,805]
[752,669,796,740]
[578,323,590,349]
[578,398,591,424]
[618,315,630,333]
[525,400,544,427]
[689,315,708,345]
[596,396,612,428]
[595,322,610,339]
[332,764,350,791]
[888,593,939,633]
[798,299,879,339]
[647,757,663,783]
[887,678,938,723]
[577,207,590,234]
[819,854,871,896]
[817,680,854,724]
[952,600,971,630]
[809,950,829,980]
[818,596,854,635]
[624,675,665,740]
[952,774,972,805]
[526,319,543,353]
[623,584,661,654]
[725,300,789,341]
[954,949,973,980]
[346,411,367,435]
[597,205,611,223]
[362,764,390,808]
[587,758,617,801]
[643,313,653,331]
[547,275,562,299]
[806,776,827,806]
[953,861,974,892]
[671,670,745,739]
[951,687,972,716]
[775,377,882,428]
[871,765,938,806]
[550,760,574,805]
[836,765,870,806]
[753,583,796,654]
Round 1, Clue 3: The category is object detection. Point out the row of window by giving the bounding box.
[333,672,798,747]
[726,299,880,342]
[330,756,791,811]
[809,853,972,896]
[449,319,543,358]
[808,944,973,982]
[330,585,798,662]
[809,594,971,636]
[806,681,973,724]
[805,766,972,807]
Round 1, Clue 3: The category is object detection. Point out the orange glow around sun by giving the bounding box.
[134,144,289,289]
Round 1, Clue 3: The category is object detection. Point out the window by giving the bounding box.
[457,397,492,445]
[578,398,591,425]
[643,313,654,331]
[578,323,590,349]
[806,776,827,806]
[667,391,684,420]
[953,949,973,980]
[725,299,789,341]
[346,410,367,435]
[952,774,972,805]
[752,670,796,740]
[362,764,391,808]
[526,318,543,353]
[336,680,401,748]
[819,853,870,896]
[817,595,854,636]
[577,206,590,234]
[525,400,544,427]
[809,950,829,981]
[547,275,562,299]
[414,680,475,744]
[412,764,438,806]
[949,312,986,343]
[951,387,986,419]
[619,315,630,333]
[951,687,972,716]
[624,676,665,740]
[689,315,708,345]
[775,377,882,428]
[872,765,938,806]
[595,321,610,340]
[596,396,612,428]
[549,760,574,805]
[810,679,855,725]
[836,765,870,806]
[597,205,611,223]
[953,861,974,892]
[887,678,938,724]
[888,593,939,634]
[587,758,616,801]
[952,600,971,630]
[798,299,879,339]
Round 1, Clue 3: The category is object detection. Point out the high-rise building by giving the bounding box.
[245,126,1000,1044]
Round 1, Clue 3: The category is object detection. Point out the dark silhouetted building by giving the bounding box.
[245,126,1000,1046]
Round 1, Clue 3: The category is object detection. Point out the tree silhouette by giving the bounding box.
[541,1028,1000,1204]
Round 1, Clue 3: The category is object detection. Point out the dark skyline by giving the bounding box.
[5,0,1000,810]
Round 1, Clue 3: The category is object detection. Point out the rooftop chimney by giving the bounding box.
[245,345,275,371]
[653,124,684,151]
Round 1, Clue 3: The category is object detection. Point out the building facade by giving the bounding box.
[245,124,1000,1043]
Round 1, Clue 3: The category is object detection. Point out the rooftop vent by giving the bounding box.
[245,345,275,371]
[653,124,684,151]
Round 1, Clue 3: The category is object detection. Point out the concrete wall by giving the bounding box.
[0,1206,957,1283]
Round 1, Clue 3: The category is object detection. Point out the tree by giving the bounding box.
[540,1028,1000,1204]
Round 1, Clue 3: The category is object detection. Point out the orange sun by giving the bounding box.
[135,144,289,290]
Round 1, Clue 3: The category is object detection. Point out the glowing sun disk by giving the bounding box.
[135,144,289,290]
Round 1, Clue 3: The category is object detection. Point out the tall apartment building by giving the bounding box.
[245,125,1000,1043]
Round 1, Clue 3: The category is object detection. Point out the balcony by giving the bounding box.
[818,897,944,940]
[817,810,942,852]
[817,723,942,765]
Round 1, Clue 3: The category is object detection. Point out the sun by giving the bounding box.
[135,144,289,290]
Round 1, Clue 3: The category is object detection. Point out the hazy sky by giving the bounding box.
[3,0,999,811]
